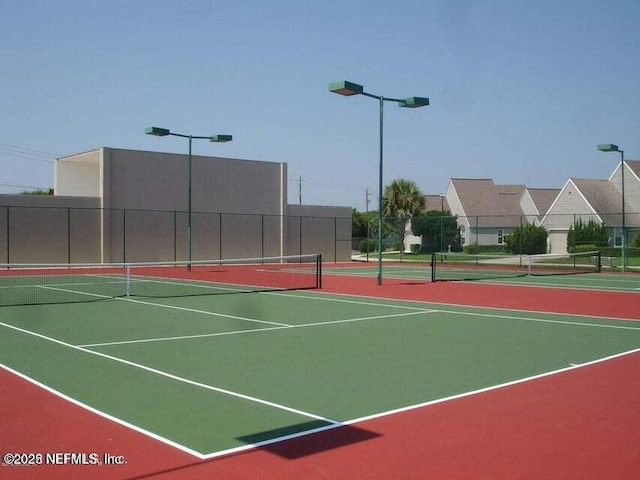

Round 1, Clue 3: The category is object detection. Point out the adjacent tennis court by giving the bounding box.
[334,251,640,292]
[1,257,639,479]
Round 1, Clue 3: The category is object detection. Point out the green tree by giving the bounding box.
[411,211,459,252]
[383,179,425,251]
[351,208,368,237]
[505,224,548,254]
[20,188,53,195]
[567,218,608,252]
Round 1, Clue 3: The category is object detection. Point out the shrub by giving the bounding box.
[567,219,608,252]
[573,244,599,253]
[358,239,377,253]
[505,224,548,254]
[463,244,508,254]
[411,212,460,253]
[464,244,479,254]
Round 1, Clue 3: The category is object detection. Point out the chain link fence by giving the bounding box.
[354,213,639,270]
[0,205,352,264]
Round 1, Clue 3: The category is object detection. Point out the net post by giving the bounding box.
[595,251,602,273]
[125,263,131,297]
[430,252,436,282]
[317,254,322,289]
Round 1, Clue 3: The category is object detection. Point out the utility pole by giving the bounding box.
[298,176,303,205]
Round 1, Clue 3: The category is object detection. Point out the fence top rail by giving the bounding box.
[0,204,352,219]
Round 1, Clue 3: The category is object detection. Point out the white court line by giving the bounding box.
[268,289,640,329]
[1,279,126,290]
[37,285,290,328]
[42,284,640,347]
[3,318,639,460]
[120,296,291,327]
[264,289,435,311]
[313,289,640,330]
[0,362,205,458]
[477,278,640,293]
[79,309,438,348]
[197,346,640,460]
[0,321,339,427]
[448,309,640,331]
[37,285,114,298]
[307,288,640,323]
[38,283,640,339]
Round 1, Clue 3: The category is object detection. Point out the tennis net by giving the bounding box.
[0,253,322,307]
[431,251,601,282]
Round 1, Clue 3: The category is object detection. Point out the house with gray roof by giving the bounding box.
[520,188,561,225]
[541,160,640,254]
[610,159,640,211]
[444,178,530,248]
[424,194,450,212]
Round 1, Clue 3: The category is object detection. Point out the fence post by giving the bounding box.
[173,210,177,261]
[475,216,479,250]
[5,206,9,263]
[219,213,223,260]
[123,208,126,263]
[67,207,72,263]
[334,217,337,262]
[519,215,523,265]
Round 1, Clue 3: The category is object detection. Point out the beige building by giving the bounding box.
[1,147,351,264]
[541,160,640,253]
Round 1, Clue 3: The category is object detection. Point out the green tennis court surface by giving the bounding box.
[2,288,639,458]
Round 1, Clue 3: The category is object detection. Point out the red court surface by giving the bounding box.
[321,270,640,319]
[2,349,639,479]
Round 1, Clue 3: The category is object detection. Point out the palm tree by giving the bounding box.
[383,178,425,252]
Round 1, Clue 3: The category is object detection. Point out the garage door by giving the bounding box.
[548,230,568,254]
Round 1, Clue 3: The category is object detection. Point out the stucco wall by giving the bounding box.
[54,150,102,198]
[6,148,350,264]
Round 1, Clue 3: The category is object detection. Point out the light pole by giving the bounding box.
[440,193,445,252]
[329,80,429,285]
[597,143,626,271]
[145,127,232,268]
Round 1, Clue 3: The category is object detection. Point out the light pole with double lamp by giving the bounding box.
[597,143,626,271]
[145,126,232,269]
[329,81,429,285]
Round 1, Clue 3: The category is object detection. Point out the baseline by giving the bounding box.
[0,321,339,433]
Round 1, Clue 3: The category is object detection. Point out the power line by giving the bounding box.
[0,142,60,164]
[0,182,52,194]
[287,175,367,192]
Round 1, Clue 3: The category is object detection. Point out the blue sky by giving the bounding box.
[1,0,639,210]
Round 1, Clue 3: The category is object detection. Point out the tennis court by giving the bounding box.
[336,251,640,293]
[1,256,640,479]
